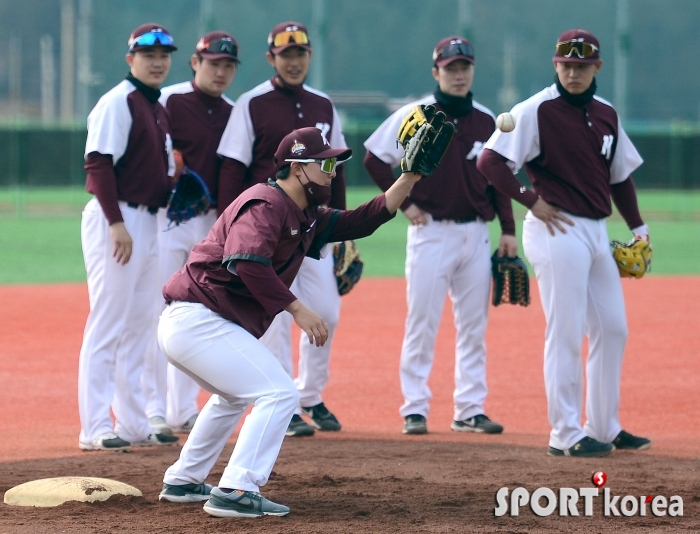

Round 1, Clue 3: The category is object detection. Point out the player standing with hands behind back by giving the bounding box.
[77,24,180,451]
[477,29,651,457]
[216,22,349,437]
[142,31,237,437]
[364,37,516,435]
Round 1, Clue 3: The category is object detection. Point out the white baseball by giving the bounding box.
[496,112,516,133]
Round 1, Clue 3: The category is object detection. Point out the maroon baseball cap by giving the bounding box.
[553,29,601,64]
[274,127,352,170]
[195,31,240,62]
[268,21,311,54]
[433,36,475,67]
[128,23,177,53]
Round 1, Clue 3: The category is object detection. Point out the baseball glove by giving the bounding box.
[491,251,531,307]
[333,240,364,296]
[396,104,455,176]
[165,167,214,227]
[611,238,652,279]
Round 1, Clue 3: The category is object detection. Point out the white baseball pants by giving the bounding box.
[159,302,298,492]
[78,198,159,444]
[142,209,217,427]
[260,249,341,409]
[523,211,626,450]
[399,217,492,422]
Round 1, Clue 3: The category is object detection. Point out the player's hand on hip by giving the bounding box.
[109,222,133,265]
[402,204,427,226]
[287,300,329,347]
[530,198,574,236]
[497,234,518,258]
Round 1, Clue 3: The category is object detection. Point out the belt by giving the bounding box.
[127,202,159,215]
[432,216,478,224]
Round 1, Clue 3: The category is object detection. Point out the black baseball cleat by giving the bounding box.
[402,414,428,435]
[612,430,652,451]
[285,414,315,437]
[301,402,341,431]
[451,414,503,434]
[548,436,614,457]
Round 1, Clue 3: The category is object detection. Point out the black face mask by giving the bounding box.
[433,86,473,117]
[296,166,331,206]
[553,73,597,107]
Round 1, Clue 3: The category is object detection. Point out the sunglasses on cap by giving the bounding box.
[434,40,474,61]
[270,29,310,48]
[285,158,338,174]
[555,39,599,58]
[198,38,238,58]
[128,30,174,52]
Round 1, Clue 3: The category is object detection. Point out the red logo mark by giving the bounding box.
[591,471,607,488]
[645,495,653,503]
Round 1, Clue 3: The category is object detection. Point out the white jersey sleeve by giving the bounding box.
[84,80,134,163]
[329,105,349,150]
[609,116,643,185]
[363,95,435,168]
[217,81,272,166]
[159,81,194,107]
[483,86,556,174]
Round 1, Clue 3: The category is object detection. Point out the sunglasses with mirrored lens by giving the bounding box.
[272,30,310,48]
[555,40,598,58]
[199,39,238,58]
[129,31,174,52]
[436,41,474,60]
[316,158,337,174]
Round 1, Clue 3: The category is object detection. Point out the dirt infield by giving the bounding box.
[1,278,698,531]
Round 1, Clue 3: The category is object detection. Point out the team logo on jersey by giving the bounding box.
[315,123,330,145]
[466,141,484,160]
[601,135,614,160]
[291,229,298,236]
[291,140,306,155]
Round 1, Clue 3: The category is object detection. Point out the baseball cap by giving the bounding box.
[195,31,240,62]
[274,127,352,170]
[128,23,177,53]
[553,29,601,64]
[268,22,311,54]
[433,36,474,67]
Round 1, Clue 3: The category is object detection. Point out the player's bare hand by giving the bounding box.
[109,222,133,265]
[402,204,427,226]
[287,300,329,347]
[530,198,574,236]
[497,234,518,258]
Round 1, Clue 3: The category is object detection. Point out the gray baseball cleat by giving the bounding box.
[203,487,290,518]
[285,414,315,437]
[132,433,180,447]
[548,436,615,457]
[402,414,428,435]
[159,482,213,503]
[148,416,174,435]
[79,431,131,452]
[301,402,341,431]
[612,430,651,451]
[451,414,504,434]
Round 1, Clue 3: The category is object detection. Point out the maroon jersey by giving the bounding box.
[84,75,173,225]
[160,81,234,203]
[481,84,642,218]
[363,94,515,234]
[216,79,348,210]
[163,180,393,338]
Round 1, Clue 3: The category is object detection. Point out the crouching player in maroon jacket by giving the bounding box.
[156,127,423,517]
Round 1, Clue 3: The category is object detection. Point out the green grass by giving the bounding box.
[0,186,698,284]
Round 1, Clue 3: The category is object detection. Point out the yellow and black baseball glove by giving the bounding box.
[396,105,455,176]
[491,251,531,307]
[611,238,652,278]
[166,167,214,228]
[333,240,364,296]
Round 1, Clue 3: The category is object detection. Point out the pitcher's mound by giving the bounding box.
[4,476,142,507]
